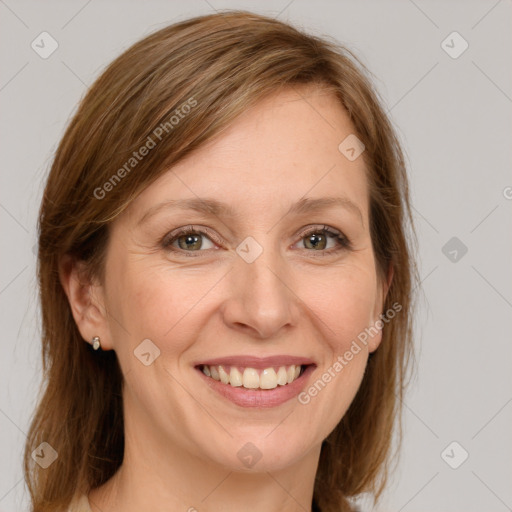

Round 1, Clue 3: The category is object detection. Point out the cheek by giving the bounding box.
[300,261,379,352]
[107,261,219,349]
[295,264,378,434]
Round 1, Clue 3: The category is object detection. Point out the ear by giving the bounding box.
[368,263,394,353]
[59,254,113,350]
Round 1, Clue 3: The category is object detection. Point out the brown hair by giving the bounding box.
[25,10,417,512]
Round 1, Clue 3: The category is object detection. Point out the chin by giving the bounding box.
[205,431,317,474]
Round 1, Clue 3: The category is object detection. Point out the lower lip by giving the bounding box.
[195,365,316,408]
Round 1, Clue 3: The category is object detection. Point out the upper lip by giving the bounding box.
[195,355,316,369]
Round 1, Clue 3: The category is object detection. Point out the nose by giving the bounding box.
[220,245,299,339]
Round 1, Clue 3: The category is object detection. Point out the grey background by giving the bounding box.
[1,1,511,510]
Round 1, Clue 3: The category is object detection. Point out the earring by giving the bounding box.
[91,336,101,350]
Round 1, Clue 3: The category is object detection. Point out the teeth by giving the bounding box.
[218,365,229,384]
[242,368,260,389]
[201,364,305,389]
[210,366,220,381]
[276,366,288,386]
[260,368,278,389]
[229,367,243,387]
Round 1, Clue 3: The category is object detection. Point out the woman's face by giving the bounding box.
[95,86,388,472]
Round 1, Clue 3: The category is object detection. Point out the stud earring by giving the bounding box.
[91,336,101,350]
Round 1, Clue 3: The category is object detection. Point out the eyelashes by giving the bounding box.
[161,224,353,258]
[297,225,352,252]
[161,225,222,254]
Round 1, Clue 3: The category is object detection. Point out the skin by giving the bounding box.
[61,85,392,512]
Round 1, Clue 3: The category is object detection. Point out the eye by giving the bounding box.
[162,226,218,254]
[294,225,352,253]
[161,224,352,257]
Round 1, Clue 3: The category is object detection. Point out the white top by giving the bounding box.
[67,494,92,512]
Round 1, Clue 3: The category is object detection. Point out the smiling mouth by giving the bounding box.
[196,364,310,390]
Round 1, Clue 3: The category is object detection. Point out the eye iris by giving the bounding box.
[178,234,202,250]
[304,233,326,250]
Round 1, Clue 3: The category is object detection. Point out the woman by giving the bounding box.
[25,10,417,512]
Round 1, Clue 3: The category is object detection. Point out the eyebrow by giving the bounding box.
[137,196,364,227]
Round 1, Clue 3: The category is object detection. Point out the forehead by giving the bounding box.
[125,86,369,226]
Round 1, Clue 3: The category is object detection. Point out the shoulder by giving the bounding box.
[67,493,92,512]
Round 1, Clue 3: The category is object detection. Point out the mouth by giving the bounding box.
[197,363,308,389]
[193,356,316,408]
